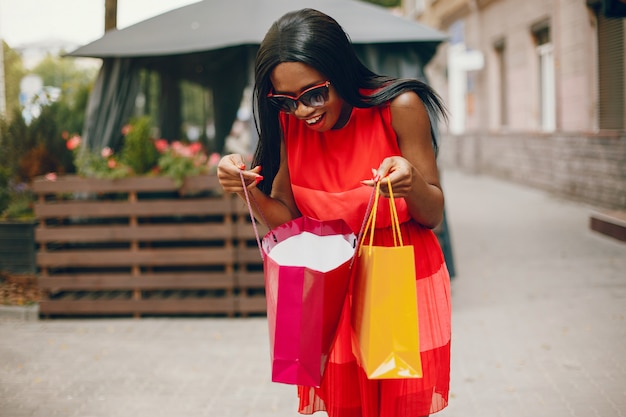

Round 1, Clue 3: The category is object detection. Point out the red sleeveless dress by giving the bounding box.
[280,104,451,417]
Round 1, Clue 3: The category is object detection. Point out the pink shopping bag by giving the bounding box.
[262,216,356,387]
[239,172,356,387]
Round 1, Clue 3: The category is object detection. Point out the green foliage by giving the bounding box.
[0,49,95,220]
[73,148,131,180]
[181,80,209,132]
[157,143,210,187]
[120,116,160,175]
[2,42,27,119]
[71,125,215,186]
[360,0,401,7]
[0,108,30,182]
[32,54,97,97]
[0,167,10,214]
[0,187,34,221]
[0,46,94,184]
[0,166,34,221]
[0,102,79,184]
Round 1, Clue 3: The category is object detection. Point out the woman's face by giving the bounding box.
[269,62,351,131]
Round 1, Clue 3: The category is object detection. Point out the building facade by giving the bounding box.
[402,0,625,209]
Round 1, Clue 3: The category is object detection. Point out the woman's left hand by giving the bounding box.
[360,156,416,198]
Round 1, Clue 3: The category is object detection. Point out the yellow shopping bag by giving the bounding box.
[351,179,422,379]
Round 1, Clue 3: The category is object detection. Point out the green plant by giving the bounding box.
[155,140,212,186]
[60,116,221,187]
[1,187,35,221]
[0,167,11,215]
[120,116,160,175]
[73,145,132,180]
[0,167,34,221]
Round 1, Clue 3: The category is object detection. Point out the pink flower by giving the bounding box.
[107,159,117,169]
[188,142,203,155]
[101,147,113,158]
[61,131,69,140]
[66,135,81,150]
[44,172,57,181]
[154,139,169,153]
[121,124,132,136]
[208,152,220,166]
[171,141,192,158]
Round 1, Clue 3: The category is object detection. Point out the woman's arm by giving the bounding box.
[217,139,300,230]
[365,91,444,229]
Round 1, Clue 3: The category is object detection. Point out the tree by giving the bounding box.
[105,0,117,31]
[1,42,27,120]
[361,0,401,7]
[31,54,97,98]
[0,51,96,183]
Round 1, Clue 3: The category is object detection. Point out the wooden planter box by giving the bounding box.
[32,174,266,318]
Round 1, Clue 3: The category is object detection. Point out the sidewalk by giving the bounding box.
[1,169,625,417]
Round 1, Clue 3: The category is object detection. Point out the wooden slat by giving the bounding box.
[38,297,237,314]
[35,198,231,218]
[234,221,269,239]
[38,273,235,291]
[236,296,267,313]
[36,223,232,243]
[37,248,234,267]
[181,175,222,192]
[237,246,265,264]
[237,272,265,289]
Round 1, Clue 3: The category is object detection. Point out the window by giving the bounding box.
[597,11,625,130]
[494,39,508,127]
[532,23,555,132]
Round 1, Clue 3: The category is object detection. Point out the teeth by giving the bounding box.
[306,114,322,125]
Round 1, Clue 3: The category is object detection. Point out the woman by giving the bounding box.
[218,8,451,417]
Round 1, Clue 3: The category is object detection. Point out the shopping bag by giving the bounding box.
[351,179,422,379]
[262,216,356,387]
[239,172,356,387]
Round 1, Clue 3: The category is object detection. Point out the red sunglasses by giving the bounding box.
[267,81,331,113]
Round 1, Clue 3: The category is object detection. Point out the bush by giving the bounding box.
[0,100,81,184]
[0,165,34,221]
[120,116,160,175]
[0,167,10,214]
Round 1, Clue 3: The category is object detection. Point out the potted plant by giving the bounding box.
[0,166,38,276]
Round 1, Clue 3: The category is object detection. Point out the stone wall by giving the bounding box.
[438,132,626,210]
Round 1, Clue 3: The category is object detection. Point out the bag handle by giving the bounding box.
[239,170,276,259]
[358,177,404,257]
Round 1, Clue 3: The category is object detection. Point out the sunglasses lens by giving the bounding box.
[300,86,329,108]
[269,97,297,112]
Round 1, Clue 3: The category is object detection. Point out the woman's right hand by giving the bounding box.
[217,154,263,193]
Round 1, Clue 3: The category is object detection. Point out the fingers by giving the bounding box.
[361,157,412,197]
[217,154,263,193]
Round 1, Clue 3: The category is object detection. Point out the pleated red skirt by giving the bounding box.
[297,222,451,417]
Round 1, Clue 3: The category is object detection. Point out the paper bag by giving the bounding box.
[351,180,422,379]
[262,216,356,387]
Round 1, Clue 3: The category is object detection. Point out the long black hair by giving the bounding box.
[253,8,447,194]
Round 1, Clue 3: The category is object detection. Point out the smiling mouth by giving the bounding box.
[305,114,323,125]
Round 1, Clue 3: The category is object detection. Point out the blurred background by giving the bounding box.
[0,0,626,310]
[2,0,625,198]
[0,1,624,417]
